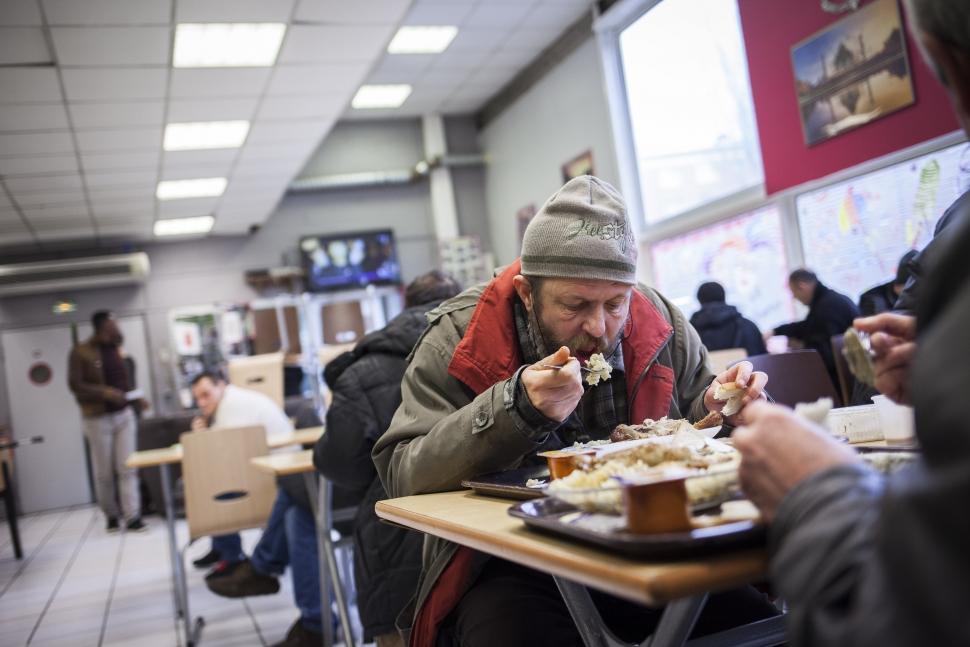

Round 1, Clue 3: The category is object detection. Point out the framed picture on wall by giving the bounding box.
[561,150,595,183]
[791,0,915,146]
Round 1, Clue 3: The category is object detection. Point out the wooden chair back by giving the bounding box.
[745,350,842,408]
[228,352,284,408]
[180,426,276,542]
[706,348,747,375]
[0,447,9,492]
[830,334,855,407]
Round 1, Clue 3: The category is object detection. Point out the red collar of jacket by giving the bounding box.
[447,258,674,422]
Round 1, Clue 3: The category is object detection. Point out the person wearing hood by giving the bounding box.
[689,281,766,357]
[314,270,462,647]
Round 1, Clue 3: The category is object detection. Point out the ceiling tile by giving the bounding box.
[4,173,83,192]
[0,192,12,209]
[0,131,74,155]
[81,150,160,172]
[403,1,476,26]
[523,1,590,29]
[256,96,342,121]
[69,101,165,129]
[91,201,155,217]
[0,103,70,131]
[158,196,219,217]
[505,26,560,54]
[166,97,260,122]
[447,28,507,54]
[0,28,52,64]
[84,169,158,189]
[277,24,395,64]
[95,214,155,227]
[427,49,491,71]
[169,68,271,99]
[87,186,154,203]
[237,140,319,163]
[293,0,410,24]
[74,128,161,154]
[246,119,332,146]
[9,190,86,207]
[486,47,539,69]
[0,0,42,26]
[0,155,78,175]
[367,54,435,83]
[0,69,62,104]
[266,64,368,96]
[465,1,536,28]
[62,68,168,101]
[22,203,90,219]
[52,27,170,66]
[162,148,237,170]
[43,0,172,25]
[175,0,295,22]
[161,164,233,181]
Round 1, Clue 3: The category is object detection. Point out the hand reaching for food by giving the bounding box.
[703,360,768,424]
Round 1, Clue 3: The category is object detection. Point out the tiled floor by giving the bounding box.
[0,505,356,647]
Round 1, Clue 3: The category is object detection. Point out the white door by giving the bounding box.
[1,325,91,513]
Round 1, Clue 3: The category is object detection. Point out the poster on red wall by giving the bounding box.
[791,0,915,146]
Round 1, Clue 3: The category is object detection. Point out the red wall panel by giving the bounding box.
[738,0,959,195]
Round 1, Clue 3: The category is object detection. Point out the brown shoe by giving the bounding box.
[270,619,323,647]
[205,560,279,598]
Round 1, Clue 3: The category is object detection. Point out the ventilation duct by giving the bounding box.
[0,252,151,297]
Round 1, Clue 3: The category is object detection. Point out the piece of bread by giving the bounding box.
[693,411,723,430]
[713,382,744,416]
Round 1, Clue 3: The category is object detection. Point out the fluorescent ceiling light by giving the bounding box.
[164,121,250,151]
[388,26,458,54]
[352,84,412,109]
[174,23,286,68]
[154,215,215,237]
[156,178,227,200]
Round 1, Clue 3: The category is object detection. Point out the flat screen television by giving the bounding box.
[300,229,402,292]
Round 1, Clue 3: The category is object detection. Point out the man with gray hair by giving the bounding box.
[374,175,775,646]
[732,1,970,645]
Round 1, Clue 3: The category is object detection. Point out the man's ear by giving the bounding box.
[512,275,533,311]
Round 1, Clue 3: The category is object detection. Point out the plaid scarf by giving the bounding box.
[513,301,628,445]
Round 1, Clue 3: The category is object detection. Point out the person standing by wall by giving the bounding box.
[68,311,146,533]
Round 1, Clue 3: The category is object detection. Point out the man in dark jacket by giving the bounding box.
[689,281,766,357]
[733,3,970,643]
[314,270,462,647]
[766,269,859,388]
[857,249,918,316]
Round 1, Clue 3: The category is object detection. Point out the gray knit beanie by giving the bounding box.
[521,175,637,284]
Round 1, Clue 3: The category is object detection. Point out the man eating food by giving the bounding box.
[373,175,774,646]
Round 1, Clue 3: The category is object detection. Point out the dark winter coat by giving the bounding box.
[774,282,859,387]
[313,302,438,641]
[690,302,767,357]
[857,280,899,317]
[769,193,970,646]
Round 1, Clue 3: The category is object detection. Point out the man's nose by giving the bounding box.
[583,308,607,339]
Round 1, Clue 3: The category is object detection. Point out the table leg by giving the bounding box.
[158,464,184,619]
[554,576,705,647]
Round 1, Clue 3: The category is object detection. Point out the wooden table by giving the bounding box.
[124,426,324,647]
[377,492,785,647]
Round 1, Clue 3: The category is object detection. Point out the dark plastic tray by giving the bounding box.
[461,465,549,501]
[508,497,765,559]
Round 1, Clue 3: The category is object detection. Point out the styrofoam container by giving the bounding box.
[871,395,915,442]
[826,404,883,443]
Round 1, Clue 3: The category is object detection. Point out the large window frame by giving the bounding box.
[595,0,966,288]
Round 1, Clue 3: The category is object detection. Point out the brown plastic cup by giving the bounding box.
[621,474,692,534]
[538,449,596,480]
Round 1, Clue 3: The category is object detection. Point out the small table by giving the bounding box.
[250,451,355,647]
[376,491,785,647]
[125,425,324,646]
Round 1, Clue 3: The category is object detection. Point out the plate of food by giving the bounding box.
[508,496,764,559]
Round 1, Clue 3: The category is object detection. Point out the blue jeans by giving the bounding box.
[211,533,245,563]
[251,489,321,633]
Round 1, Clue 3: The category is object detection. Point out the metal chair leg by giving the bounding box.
[2,461,23,560]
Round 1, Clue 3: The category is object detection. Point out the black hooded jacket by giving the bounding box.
[690,302,767,357]
[313,302,437,640]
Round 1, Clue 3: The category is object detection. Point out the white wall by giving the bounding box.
[479,38,620,265]
[0,117,489,424]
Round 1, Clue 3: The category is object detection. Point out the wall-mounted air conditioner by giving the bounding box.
[0,252,151,297]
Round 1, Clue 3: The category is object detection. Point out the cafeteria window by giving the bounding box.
[618,0,764,225]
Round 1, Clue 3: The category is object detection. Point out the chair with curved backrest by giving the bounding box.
[707,348,748,375]
[228,352,285,408]
[745,350,842,408]
[830,334,856,407]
